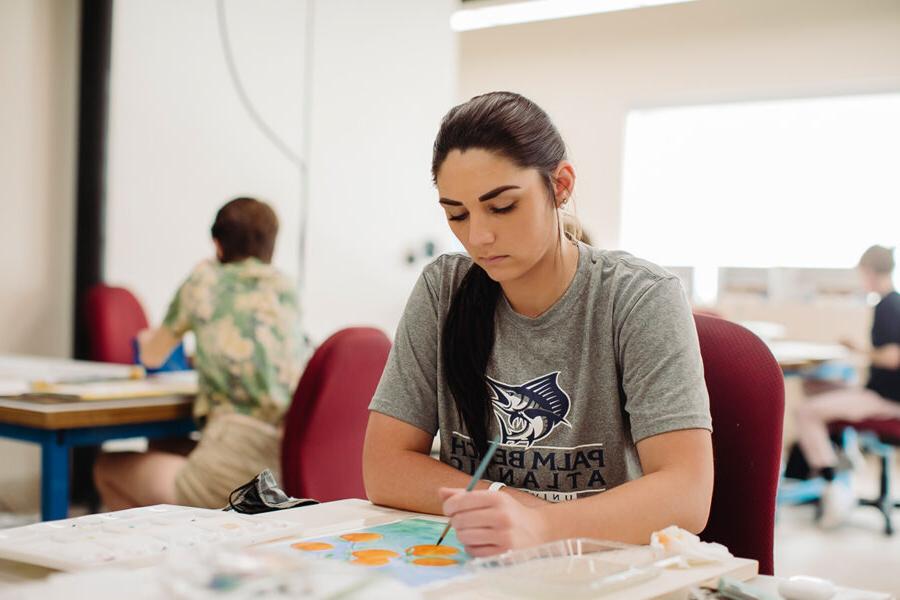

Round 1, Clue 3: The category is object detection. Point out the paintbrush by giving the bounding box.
[435,435,501,546]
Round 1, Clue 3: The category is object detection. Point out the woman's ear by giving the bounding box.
[213,239,224,262]
[554,161,576,208]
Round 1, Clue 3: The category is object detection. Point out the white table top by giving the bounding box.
[0,354,197,406]
[0,394,192,414]
[0,500,756,599]
[0,500,892,599]
[0,355,138,381]
[766,340,850,367]
[0,354,146,395]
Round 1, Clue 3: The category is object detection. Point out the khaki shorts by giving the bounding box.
[174,412,282,509]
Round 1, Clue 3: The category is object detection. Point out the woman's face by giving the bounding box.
[436,149,562,283]
[858,266,881,294]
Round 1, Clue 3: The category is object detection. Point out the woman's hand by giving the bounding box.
[135,327,181,369]
[438,487,550,557]
[839,337,861,353]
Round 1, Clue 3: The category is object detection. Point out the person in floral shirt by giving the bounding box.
[94,197,311,509]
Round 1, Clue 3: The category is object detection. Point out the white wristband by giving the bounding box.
[488,481,507,493]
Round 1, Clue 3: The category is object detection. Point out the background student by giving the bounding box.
[94,197,311,510]
[794,244,900,527]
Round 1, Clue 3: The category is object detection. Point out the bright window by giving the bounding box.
[621,94,900,276]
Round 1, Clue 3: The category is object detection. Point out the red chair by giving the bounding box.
[828,418,900,535]
[694,314,785,576]
[281,327,392,502]
[84,284,149,364]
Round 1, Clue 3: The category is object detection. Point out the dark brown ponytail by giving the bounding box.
[432,92,568,458]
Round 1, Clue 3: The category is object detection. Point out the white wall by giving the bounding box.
[105,0,458,340]
[458,0,900,250]
[303,0,457,340]
[0,0,78,357]
[0,0,79,512]
[105,0,308,325]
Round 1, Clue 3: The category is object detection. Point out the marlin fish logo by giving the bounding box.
[487,372,572,447]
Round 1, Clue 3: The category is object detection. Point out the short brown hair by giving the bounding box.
[211,197,279,263]
[859,245,895,275]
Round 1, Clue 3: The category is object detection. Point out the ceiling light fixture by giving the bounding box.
[451,0,695,32]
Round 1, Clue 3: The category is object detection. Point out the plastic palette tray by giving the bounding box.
[0,505,307,571]
[468,538,664,599]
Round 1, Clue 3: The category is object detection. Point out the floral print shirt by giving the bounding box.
[163,258,309,425]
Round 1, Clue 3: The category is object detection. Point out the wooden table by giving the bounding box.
[0,356,197,521]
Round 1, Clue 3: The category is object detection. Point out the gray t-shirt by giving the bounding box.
[370,242,711,502]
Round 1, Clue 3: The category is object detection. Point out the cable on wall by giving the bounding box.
[298,0,314,296]
[214,0,313,292]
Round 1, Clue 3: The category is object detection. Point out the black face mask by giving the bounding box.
[225,469,318,514]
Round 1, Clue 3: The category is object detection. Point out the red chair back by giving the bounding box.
[695,314,784,576]
[84,284,149,364]
[281,327,392,502]
[830,418,900,443]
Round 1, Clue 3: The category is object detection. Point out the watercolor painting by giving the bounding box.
[283,518,470,588]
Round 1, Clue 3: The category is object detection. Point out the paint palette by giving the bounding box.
[468,538,662,598]
[0,505,307,571]
[265,518,471,589]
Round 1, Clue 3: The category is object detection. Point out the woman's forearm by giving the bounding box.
[363,449,546,513]
[870,343,900,370]
[540,468,712,545]
[138,327,181,368]
[364,449,487,514]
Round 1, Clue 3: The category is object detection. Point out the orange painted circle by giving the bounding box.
[350,556,391,566]
[351,549,400,560]
[340,532,384,543]
[291,541,334,552]
[406,545,460,556]
[411,557,458,567]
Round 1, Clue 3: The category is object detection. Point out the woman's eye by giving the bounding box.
[448,213,468,222]
[491,203,516,214]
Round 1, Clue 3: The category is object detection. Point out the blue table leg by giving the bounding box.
[0,420,194,521]
[41,431,69,521]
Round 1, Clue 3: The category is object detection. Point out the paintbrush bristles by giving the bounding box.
[435,523,451,546]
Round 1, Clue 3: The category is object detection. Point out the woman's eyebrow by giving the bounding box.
[478,185,520,201]
[439,185,521,206]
